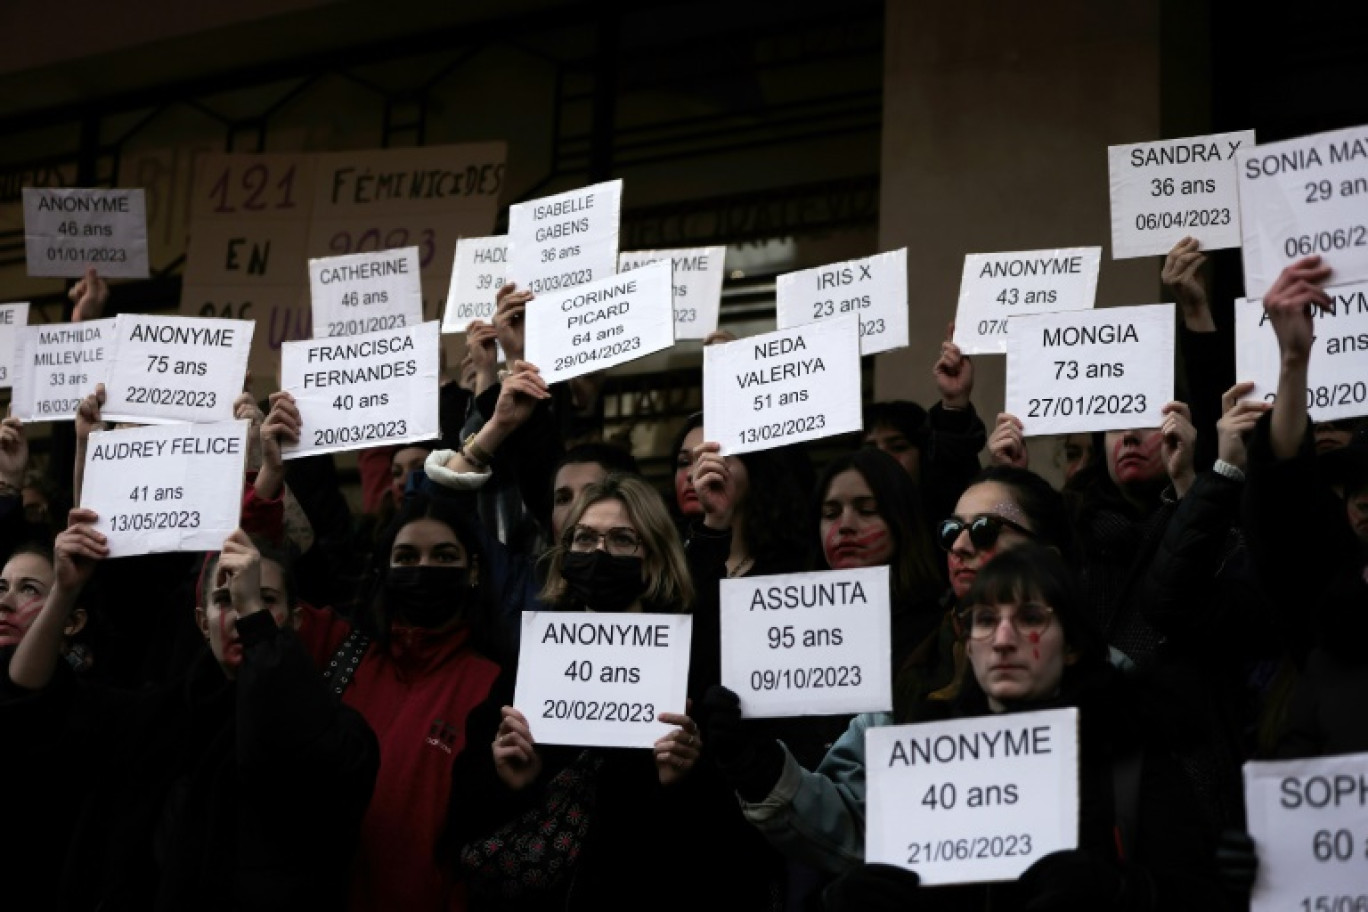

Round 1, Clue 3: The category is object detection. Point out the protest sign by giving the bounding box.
[308,246,423,339]
[22,188,150,278]
[101,315,253,425]
[506,179,622,295]
[618,245,726,340]
[442,235,506,333]
[954,248,1100,354]
[0,303,30,389]
[10,318,113,422]
[776,249,908,355]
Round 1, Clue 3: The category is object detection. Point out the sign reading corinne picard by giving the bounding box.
[22,188,150,278]
[515,611,692,749]
[776,249,908,355]
[279,321,439,459]
[102,315,254,425]
[1006,304,1173,436]
[954,247,1100,354]
[506,179,622,296]
[10,318,114,423]
[866,708,1080,886]
[719,566,891,718]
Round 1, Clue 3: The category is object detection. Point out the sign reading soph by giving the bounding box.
[22,188,150,278]
[1006,304,1173,436]
[1108,130,1255,259]
[703,314,862,455]
[442,235,506,333]
[80,419,248,558]
[279,321,440,459]
[0,303,31,389]
[1238,124,1368,299]
[954,248,1101,354]
[618,245,726,340]
[10,318,113,423]
[101,315,254,425]
[865,708,1080,886]
[515,611,693,749]
[719,566,891,718]
[775,249,908,355]
[523,260,675,384]
[308,246,423,339]
[1244,752,1368,912]
[506,179,622,295]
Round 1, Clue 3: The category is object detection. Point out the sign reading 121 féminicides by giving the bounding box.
[865,708,1079,886]
[515,611,692,749]
[0,303,30,389]
[1006,304,1173,436]
[101,315,253,425]
[442,235,506,333]
[308,247,424,339]
[506,179,622,296]
[704,314,862,455]
[10,318,113,422]
[719,566,891,718]
[776,249,908,355]
[22,188,150,278]
[618,246,726,340]
[953,247,1100,355]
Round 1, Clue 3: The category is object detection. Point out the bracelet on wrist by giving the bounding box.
[461,433,494,469]
[1211,459,1246,483]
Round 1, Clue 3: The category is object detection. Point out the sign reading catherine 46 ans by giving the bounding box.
[1238,124,1368,298]
[865,708,1079,886]
[776,249,908,355]
[523,260,675,385]
[1006,304,1173,436]
[22,188,150,278]
[953,248,1101,354]
[308,247,423,339]
[1243,751,1368,912]
[515,611,692,749]
[80,420,248,558]
[1235,282,1368,422]
[0,303,30,389]
[1108,130,1255,259]
[101,315,254,425]
[719,566,891,718]
[279,321,440,459]
[442,235,506,333]
[506,179,622,296]
[704,314,862,455]
[10,318,113,422]
[618,246,726,340]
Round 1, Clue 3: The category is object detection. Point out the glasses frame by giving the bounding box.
[961,602,1057,641]
[936,514,1035,552]
[566,524,643,557]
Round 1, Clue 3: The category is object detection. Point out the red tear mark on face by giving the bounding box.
[1028,630,1040,660]
[822,519,844,556]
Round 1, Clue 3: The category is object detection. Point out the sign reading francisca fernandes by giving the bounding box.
[22,188,150,278]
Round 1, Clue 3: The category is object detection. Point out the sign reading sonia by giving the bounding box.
[80,419,248,558]
[1108,130,1255,259]
[866,707,1079,886]
[514,611,692,749]
[703,314,862,455]
[776,249,908,355]
[101,315,254,425]
[618,245,726,340]
[22,188,150,278]
[308,246,423,339]
[719,566,891,718]
[10,318,113,422]
[442,235,506,333]
[506,179,622,295]
[954,247,1101,354]
[0,302,30,389]
[1006,304,1173,436]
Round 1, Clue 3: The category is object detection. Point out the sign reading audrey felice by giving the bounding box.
[1006,304,1173,436]
[704,314,862,455]
[523,260,674,385]
[515,611,692,749]
[80,420,248,558]
[1244,751,1368,912]
[954,248,1101,354]
[719,566,891,718]
[22,188,150,278]
[308,247,423,339]
[10,318,113,422]
[279,321,439,459]
[441,235,506,333]
[618,246,726,340]
[776,249,908,355]
[101,315,254,425]
[0,303,30,389]
[1108,130,1255,259]
[506,179,622,296]
[1235,282,1368,423]
[1238,124,1368,298]
[866,708,1079,886]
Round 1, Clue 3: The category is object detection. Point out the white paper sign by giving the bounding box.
[441,235,506,333]
[101,315,254,425]
[953,248,1100,354]
[1108,130,1255,259]
[776,249,908,355]
[618,246,726,340]
[1007,304,1173,436]
[704,315,862,455]
[80,420,248,558]
[866,707,1080,886]
[279,320,440,458]
[22,188,150,278]
[1235,284,1368,423]
[506,179,622,295]
[514,611,693,748]
[1244,752,1368,912]
[719,566,891,718]
[10,319,114,423]
[523,260,675,384]
[307,246,423,339]
[0,303,31,390]
[1238,125,1368,298]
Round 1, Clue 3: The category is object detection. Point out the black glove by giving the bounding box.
[1019,850,1129,912]
[699,684,784,801]
[1216,828,1258,895]
[823,863,921,912]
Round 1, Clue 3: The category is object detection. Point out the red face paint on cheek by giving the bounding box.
[850,529,888,549]
[1028,630,1040,660]
[822,521,844,564]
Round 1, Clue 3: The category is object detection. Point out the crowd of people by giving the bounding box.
[2,238,1366,911]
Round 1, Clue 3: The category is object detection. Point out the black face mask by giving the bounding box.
[384,566,472,628]
[560,551,647,612]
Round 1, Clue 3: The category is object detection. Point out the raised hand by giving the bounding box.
[215,529,264,618]
[933,323,974,409]
[53,508,108,593]
[689,441,739,530]
[1160,401,1197,496]
[68,267,109,323]
[1215,382,1270,473]
[988,413,1028,469]
[492,706,543,791]
[654,710,702,786]
[1162,237,1213,330]
[0,415,29,491]
[256,392,300,500]
[493,283,533,363]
